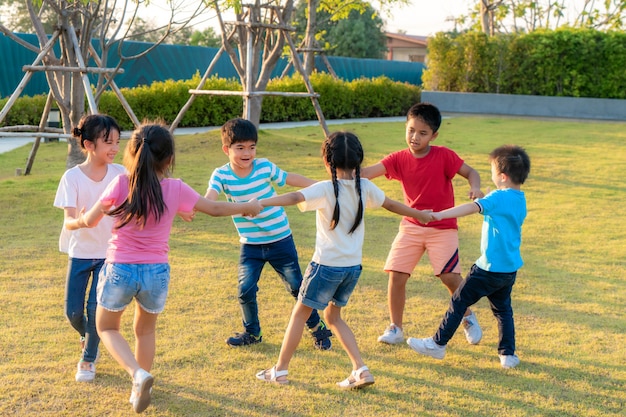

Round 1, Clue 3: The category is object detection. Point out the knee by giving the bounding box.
[65,309,83,327]
[237,282,258,303]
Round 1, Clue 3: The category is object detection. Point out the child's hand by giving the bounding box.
[468,188,484,200]
[242,199,263,217]
[430,211,443,222]
[415,209,433,224]
[178,210,196,222]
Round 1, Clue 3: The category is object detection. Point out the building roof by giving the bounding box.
[385,32,428,47]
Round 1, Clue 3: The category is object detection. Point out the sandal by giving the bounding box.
[256,366,289,385]
[337,365,375,390]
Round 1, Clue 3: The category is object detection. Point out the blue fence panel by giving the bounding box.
[0,33,424,98]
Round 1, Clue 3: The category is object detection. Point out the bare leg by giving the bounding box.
[275,301,312,380]
[133,303,158,372]
[325,304,372,378]
[388,271,410,328]
[439,272,471,316]
[96,305,139,378]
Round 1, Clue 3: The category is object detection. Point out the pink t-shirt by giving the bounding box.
[100,175,200,264]
[382,146,463,230]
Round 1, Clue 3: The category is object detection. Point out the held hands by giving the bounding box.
[468,187,484,200]
[178,210,196,222]
[242,199,263,217]
[428,211,444,222]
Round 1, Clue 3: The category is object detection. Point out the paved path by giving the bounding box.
[0,117,405,154]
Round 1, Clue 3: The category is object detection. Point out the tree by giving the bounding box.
[189,27,222,47]
[294,0,407,74]
[459,0,626,35]
[293,2,387,59]
[0,0,208,169]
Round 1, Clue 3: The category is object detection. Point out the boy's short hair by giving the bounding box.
[221,118,258,147]
[490,145,531,185]
[407,102,442,133]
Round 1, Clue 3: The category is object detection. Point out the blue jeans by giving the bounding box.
[65,258,103,362]
[434,264,517,355]
[237,235,320,335]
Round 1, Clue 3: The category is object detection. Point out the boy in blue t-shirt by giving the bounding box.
[205,118,332,349]
[407,145,530,369]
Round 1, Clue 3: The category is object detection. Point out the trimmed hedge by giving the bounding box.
[423,28,626,99]
[0,73,420,130]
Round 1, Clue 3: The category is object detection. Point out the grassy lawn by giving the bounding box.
[0,116,625,416]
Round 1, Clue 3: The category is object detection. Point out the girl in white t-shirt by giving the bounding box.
[75,122,261,413]
[54,114,125,383]
[256,131,431,389]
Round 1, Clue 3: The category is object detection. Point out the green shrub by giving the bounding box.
[1,73,421,129]
[424,28,626,99]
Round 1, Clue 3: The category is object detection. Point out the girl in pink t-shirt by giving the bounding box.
[77,123,261,413]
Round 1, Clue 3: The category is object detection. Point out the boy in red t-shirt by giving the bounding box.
[362,102,485,346]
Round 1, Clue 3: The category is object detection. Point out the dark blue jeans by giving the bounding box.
[434,264,517,355]
[237,235,320,336]
[65,258,103,362]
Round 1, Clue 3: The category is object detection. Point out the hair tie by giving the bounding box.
[73,127,82,137]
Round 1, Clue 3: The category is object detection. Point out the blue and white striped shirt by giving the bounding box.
[208,158,292,244]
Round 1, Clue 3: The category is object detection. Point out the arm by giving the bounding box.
[204,188,219,200]
[194,197,262,217]
[431,202,480,222]
[285,172,316,188]
[360,162,386,180]
[76,201,110,228]
[63,207,82,230]
[382,197,431,224]
[260,191,305,208]
[457,163,484,200]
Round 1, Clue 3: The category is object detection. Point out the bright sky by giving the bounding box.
[143,1,590,37]
[383,0,472,35]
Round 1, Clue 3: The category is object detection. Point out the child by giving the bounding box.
[205,118,332,349]
[407,145,530,369]
[53,114,125,382]
[75,122,261,413]
[361,102,485,346]
[256,131,431,388]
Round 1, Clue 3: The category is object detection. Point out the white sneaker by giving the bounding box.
[377,324,404,344]
[462,312,483,344]
[75,361,96,382]
[131,368,154,413]
[499,354,520,369]
[406,337,446,359]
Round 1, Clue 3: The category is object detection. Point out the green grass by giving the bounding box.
[1,117,625,416]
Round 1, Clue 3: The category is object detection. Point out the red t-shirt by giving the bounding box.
[382,146,463,230]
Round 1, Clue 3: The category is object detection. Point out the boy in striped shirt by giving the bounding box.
[205,118,332,349]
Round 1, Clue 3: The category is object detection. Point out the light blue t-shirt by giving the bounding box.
[474,188,526,273]
[208,158,291,244]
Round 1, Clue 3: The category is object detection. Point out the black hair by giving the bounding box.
[322,131,364,234]
[72,114,120,150]
[489,145,531,185]
[221,118,258,147]
[406,102,442,133]
[109,122,175,229]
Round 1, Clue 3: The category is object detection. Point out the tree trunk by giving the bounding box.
[303,0,319,75]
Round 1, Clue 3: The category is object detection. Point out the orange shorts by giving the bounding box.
[384,218,461,276]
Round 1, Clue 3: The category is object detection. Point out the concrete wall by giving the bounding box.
[421,91,626,121]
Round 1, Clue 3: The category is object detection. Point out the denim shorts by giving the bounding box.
[97,262,170,314]
[299,262,362,310]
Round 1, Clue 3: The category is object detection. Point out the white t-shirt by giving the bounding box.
[298,178,385,267]
[53,163,126,258]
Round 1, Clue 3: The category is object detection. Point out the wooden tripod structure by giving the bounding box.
[0,25,139,175]
[171,3,329,137]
